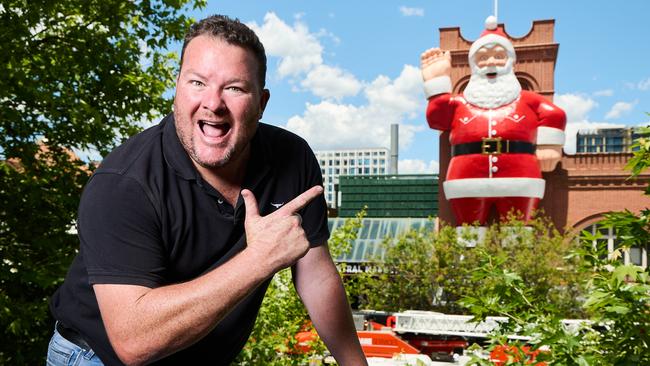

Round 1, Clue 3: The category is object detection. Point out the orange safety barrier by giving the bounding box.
[357,331,421,358]
[490,345,547,366]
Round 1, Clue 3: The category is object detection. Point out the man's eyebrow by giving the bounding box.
[182,69,207,79]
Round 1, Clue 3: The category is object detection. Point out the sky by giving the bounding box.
[178,0,650,174]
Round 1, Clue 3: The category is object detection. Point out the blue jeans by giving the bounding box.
[46,324,104,366]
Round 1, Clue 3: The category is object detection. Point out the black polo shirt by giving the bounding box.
[50,114,329,365]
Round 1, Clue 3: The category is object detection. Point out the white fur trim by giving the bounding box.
[423,76,452,98]
[537,126,565,145]
[469,34,516,61]
[443,177,546,199]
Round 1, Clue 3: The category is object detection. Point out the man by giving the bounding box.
[420,15,566,227]
[48,15,367,365]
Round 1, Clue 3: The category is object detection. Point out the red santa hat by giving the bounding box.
[468,16,516,63]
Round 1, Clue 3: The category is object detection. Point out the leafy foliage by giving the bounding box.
[461,232,649,366]
[234,268,327,366]
[0,1,205,363]
[353,216,585,317]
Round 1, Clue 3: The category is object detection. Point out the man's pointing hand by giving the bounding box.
[242,186,324,274]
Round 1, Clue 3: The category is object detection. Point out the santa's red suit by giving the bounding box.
[426,90,566,224]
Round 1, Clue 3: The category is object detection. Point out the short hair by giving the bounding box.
[180,14,267,88]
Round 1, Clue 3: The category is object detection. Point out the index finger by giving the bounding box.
[276,185,324,216]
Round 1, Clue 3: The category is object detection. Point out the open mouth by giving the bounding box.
[486,72,498,79]
[199,120,231,139]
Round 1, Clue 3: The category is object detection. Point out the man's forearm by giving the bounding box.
[293,246,367,366]
[95,247,272,365]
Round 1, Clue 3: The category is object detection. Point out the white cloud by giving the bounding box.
[552,93,627,154]
[399,6,424,17]
[554,93,597,122]
[593,89,613,97]
[637,78,650,91]
[605,100,637,120]
[251,13,426,151]
[248,13,323,78]
[301,64,362,100]
[399,159,439,174]
[286,65,425,151]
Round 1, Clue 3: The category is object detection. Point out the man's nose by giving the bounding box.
[202,88,227,114]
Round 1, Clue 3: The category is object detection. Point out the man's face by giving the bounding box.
[173,35,269,169]
[473,45,509,79]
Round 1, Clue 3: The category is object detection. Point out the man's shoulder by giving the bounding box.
[95,117,168,176]
[257,123,311,153]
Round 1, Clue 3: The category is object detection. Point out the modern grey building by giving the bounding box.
[315,148,390,207]
[575,127,640,153]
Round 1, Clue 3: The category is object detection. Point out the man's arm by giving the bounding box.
[95,250,271,365]
[292,245,368,366]
[94,186,323,366]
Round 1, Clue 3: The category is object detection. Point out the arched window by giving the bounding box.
[583,222,648,268]
[517,77,533,91]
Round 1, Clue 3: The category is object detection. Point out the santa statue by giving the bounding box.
[421,16,566,227]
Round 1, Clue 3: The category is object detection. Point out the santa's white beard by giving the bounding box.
[463,69,522,109]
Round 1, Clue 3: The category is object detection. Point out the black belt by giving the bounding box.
[56,321,91,350]
[451,138,536,156]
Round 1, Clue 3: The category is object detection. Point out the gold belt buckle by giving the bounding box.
[481,137,503,155]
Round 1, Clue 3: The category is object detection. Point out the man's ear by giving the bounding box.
[259,89,270,119]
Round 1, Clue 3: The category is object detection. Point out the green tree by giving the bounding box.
[0,1,205,363]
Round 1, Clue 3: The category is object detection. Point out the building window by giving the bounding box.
[585,222,648,268]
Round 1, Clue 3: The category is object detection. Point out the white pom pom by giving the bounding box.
[485,15,498,30]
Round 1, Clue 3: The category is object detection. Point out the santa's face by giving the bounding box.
[464,43,521,109]
[473,46,508,78]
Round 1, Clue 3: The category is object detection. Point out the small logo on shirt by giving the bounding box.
[270,202,284,209]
